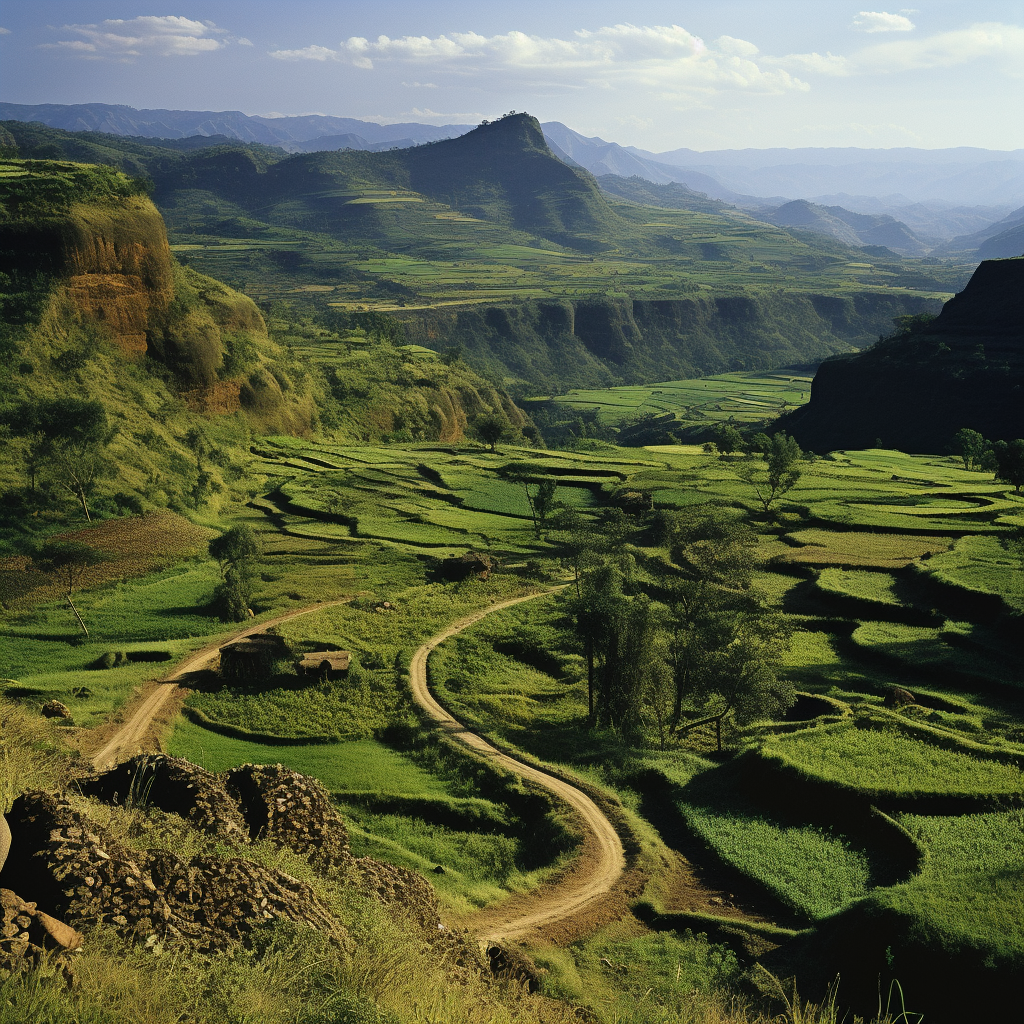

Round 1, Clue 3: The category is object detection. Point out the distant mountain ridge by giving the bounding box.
[0,101,473,150]
[765,199,930,255]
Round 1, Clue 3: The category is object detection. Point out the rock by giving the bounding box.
[353,856,442,933]
[884,686,916,709]
[1,888,82,977]
[3,792,347,954]
[40,700,72,720]
[81,755,248,841]
[0,815,10,874]
[223,763,351,870]
[486,942,544,992]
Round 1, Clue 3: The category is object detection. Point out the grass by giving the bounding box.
[922,534,1024,613]
[761,719,1024,799]
[815,569,904,607]
[167,720,450,795]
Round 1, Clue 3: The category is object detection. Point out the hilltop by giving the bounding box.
[779,257,1024,453]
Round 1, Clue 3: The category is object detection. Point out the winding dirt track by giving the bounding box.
[408,589,627,943]
[90,588,628,943]
[90,599,351,769]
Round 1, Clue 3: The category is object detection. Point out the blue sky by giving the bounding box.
[1,1,1022,151]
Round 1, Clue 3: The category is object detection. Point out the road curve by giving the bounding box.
[407,589,627,943]
[90,599,352,769]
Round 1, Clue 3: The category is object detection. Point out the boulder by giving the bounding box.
[884,686,916,709]
[1,888,82,976]
[40,700,72,720]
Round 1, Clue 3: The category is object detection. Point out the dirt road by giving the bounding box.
[90,599,351,769]
[407,589,627,943]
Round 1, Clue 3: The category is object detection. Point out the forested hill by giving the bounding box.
[779,257,1024,453]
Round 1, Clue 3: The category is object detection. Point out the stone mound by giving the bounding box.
[81,754,248,842]
[41,700,72,720]
[353,856,442,933]
[1,792,346,955]
[1,888,82,976]
[224,763,351,869]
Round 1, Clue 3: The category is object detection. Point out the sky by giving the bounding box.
[1,1,1022,152]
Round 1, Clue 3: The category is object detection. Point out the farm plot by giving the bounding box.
[550,371,812,429]
[921,534,1024,614]
[760,718,1024,802]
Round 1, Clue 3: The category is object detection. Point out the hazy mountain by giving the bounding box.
[802,195,1017,241]
[596,175,730,214]
[764,199,929,255]
[0,101,473,148]
[930,206,1024,257]
[630,145,1024,207]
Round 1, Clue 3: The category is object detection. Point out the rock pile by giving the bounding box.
[81,754,248,841]
[1,888,82,976]
[1,792,346,955]
[41,700,72,720]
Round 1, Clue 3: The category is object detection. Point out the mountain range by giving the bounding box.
[3,102,1021,253]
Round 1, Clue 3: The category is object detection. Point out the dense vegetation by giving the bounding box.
[1,140,1021,1023]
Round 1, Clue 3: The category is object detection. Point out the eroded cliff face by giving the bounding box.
[779,258,1024,453]
[398,290,943,392]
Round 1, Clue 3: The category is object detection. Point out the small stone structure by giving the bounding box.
[297,650,351,678]
[218,634,290,681]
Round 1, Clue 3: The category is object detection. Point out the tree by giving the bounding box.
[990,439,1024,493]
[33,540,109,635]
[3,398,113,510]
[715,423,744,455]
[737,431,803,513]
[661,507,794,750]
[951,428,989,471]
[473,413,511,452]
[504,462,558,537]
[209,525,263,621]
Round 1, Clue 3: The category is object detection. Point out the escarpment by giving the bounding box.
[780,258,1024,453]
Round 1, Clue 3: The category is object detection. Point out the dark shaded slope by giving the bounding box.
[404,114,617,248]
[779,258,1024,453]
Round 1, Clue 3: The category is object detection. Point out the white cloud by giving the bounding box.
[300,24,809,98]
[402,81,438,89]
[853,11,915,33]
[237,37,253,47]
[0,27,11,35]
[269,44,339,61]
[715,35,759,57]
[771,21,1023,78]
[42,16,227,59]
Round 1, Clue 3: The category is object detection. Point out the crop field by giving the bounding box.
[546,371,813,429]
[761,720,1024,799]
[922,534,1024,614]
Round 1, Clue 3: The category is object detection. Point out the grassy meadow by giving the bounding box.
[4,417,1024,1021]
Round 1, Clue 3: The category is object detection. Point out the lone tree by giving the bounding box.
[209,525,263,621]
[473,412,511,452]
[504,462,558,537]
[951,428,989,471]
[33,540,109,635]
[737,431,803,513]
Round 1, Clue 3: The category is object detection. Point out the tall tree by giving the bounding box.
[950,428,989,471]
[661,507,794,750]
[473,413,511,452]
[991,439,1024,493]
[505,462,558,537]
[209,525,263,621]
[737,432,803,513]
[33,540,109,635]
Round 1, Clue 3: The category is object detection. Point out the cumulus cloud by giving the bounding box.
[266,24,807,98]
[269,44,339,61]
[0,27,11,35]
[42,16,227,59]
[853,11,916,33]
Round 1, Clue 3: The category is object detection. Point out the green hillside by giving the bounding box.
[1,115,974,396]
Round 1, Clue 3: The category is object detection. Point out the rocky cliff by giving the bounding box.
[778,258,1024,452]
